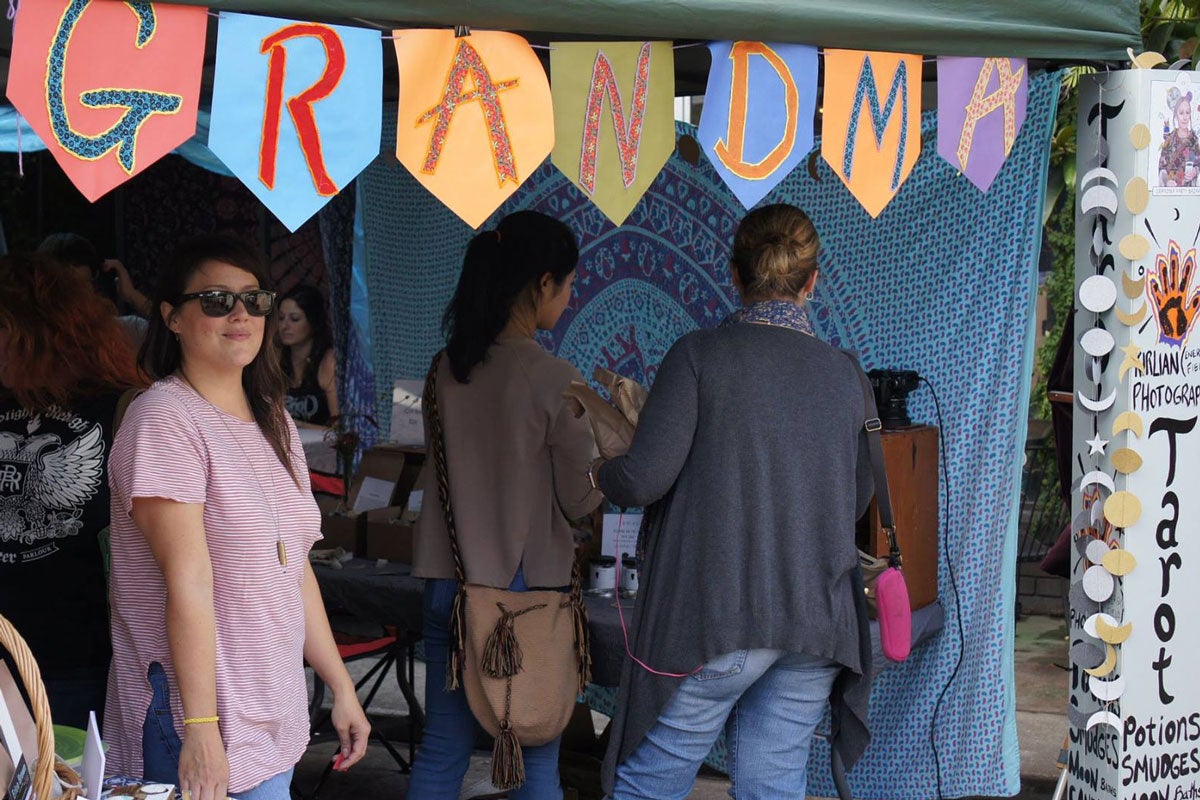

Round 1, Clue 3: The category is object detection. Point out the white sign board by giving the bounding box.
[1071,69,1200,800]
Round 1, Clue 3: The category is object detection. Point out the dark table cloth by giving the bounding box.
[313,559,945,688]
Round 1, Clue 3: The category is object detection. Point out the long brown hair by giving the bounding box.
[140,234,298,484]
[0,252,143,411]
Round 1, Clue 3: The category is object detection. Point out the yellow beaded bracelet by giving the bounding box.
[182,715,219,725]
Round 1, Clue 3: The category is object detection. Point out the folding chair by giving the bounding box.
[295,625,424,800]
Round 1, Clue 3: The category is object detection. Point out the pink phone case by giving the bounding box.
[875,568,912,662]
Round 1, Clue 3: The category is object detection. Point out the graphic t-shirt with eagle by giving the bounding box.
[0,392,119,678]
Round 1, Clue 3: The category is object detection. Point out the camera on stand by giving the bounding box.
[867,369,921,429]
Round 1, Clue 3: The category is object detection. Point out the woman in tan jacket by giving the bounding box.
[408,210,602,799]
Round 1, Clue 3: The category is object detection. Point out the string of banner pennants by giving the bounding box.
[5,1,1030,231]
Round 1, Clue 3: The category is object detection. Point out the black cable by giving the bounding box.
[921,376,963,800]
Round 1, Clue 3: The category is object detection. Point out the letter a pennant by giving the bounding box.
[822,50,922,219]
[551,41,675,226]
[698,42,817,210]
[6,0,207,202]
[209,12,382,232]
[937,57,1028,192]
[394,30,552,229]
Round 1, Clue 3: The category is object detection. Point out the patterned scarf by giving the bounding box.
[722,299,814,336]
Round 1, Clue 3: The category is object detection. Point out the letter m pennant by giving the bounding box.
[822,50,922,219]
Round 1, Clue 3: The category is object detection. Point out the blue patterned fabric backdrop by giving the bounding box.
[358,73,1058,797]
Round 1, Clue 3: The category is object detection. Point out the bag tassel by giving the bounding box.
[482,608,522,679]
[569,595,592,690]
[491,721,525,790]
[445,583,468,691]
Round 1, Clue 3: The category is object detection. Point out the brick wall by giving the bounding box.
[1017,561,1066,617]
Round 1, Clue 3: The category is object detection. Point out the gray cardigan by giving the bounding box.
[597,322,875,792]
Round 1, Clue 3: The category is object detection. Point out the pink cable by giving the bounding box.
[612,510,701,678]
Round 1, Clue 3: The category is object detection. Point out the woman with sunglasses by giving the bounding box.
[105,234,369,800]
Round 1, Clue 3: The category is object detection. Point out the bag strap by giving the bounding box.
[844,354,901,568]
[112,387,143,436]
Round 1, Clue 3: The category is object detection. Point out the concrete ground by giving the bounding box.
[292,613,1069,800]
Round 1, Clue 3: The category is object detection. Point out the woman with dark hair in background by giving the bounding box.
[407,210,602,799]
[38,233,152,346]
[0,252,144,728]
[105,234,368,800]
[277,285,337,427]
[593,204,875,800]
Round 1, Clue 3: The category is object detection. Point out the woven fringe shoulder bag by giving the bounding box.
[423,352,591,791]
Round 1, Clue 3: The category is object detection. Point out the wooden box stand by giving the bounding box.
[858,424,940,610]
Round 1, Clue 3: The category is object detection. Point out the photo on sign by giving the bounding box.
[1149,75,1200,195]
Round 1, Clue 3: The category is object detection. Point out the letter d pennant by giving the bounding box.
[698,42,817,210]
[209,12,382,232]
[821,50,922,218]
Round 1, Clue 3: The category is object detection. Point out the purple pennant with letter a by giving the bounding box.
[937,56,1028,192]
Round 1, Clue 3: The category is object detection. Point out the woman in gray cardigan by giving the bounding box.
[592,203,875,799]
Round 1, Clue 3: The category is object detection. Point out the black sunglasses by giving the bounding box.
[177,289,276,318]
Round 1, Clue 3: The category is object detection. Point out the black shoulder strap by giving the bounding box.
[112,388,144,436]
[844,354,900,566]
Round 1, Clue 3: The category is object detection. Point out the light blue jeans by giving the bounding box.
[406,568,564,800]
[611,649,840,800]
[230,768,294,800]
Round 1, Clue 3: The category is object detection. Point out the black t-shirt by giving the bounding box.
[0,392,120,678]
[286,371,331,426]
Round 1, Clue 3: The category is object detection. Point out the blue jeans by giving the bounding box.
[406,569,563,800]
[141,661,293,799]
[612,649,840,800]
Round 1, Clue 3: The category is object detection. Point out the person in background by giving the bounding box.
[37,233,152,346]
[277,285,337,427]
[0,253,144,728]
[592,203,875,800]
[105,234,368,800]
[407,211,602,800]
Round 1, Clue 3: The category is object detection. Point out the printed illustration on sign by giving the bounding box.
[1149,75,1200,195]
[0,414,104,546]
[1146,239,1200,347]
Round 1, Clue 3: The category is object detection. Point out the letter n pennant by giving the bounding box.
[394,30,551,229]
[551,41,675,226]
[209,12,382,232]
[821,50,922,219]
[6,0,207,202]
[937,57,1028,192]
[697,42,817,210]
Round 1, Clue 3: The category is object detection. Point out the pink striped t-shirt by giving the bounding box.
[105,376,321,792]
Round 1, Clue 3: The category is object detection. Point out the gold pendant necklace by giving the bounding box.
[177,371,289,568]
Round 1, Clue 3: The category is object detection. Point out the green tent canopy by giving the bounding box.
[187,0,1140,61]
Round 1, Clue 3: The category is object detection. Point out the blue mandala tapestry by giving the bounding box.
[358,72,1059,798]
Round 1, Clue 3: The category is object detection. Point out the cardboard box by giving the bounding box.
[314,446,425,558]
[363,508,414,562]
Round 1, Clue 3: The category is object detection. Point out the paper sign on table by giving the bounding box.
[81,711,104,800]
[352,476,396,514]
[602,512,642,559]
